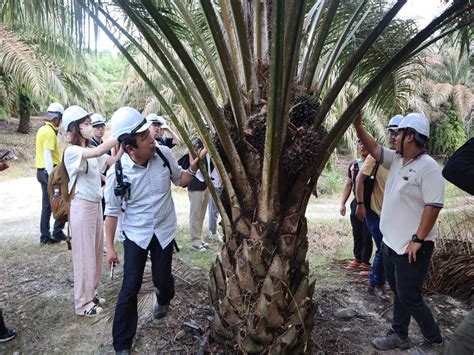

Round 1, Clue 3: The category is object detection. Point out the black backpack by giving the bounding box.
[363,163,380,209]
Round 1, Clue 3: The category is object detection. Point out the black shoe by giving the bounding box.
[0,328,16,343]
[52,231,67,241]
[40,237,60,245]
[153,303,169,319]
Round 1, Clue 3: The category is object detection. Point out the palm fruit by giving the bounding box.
[245,112,267,154]
[282,126,326,174]
[289,95,320,128]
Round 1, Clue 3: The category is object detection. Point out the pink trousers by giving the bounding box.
[69,197,104,315]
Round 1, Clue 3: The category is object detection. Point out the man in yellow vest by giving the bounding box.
[35,102,66,244]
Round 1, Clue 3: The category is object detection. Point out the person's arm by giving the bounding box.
[0,161,9,171]
[105,216,119,268]
[44,149,54,174]
[355,172,368,221]
[339,177,352,216]
[406,206,442,263]
[81,137,118,159]
[179,153,200,187]
[354,110,382,162]
[105,146,124,167]
[164,127,181,145]
[442,138,474,195]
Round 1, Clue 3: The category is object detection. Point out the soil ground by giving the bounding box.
[0,119,472,354]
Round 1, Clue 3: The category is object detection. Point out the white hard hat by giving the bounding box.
[91,113,106,127]
[63,105,93,133]
[398,113,430,138]
[46,102,64,120]
[146,113,168,129]
[111,107,151,140]
[387,114,404,131]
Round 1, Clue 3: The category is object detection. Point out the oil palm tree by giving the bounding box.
[0,1,104,133]
[408,45,473,137]
[78,0,472,352]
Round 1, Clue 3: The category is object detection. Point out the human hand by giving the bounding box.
[407,241,422,263]
[339,204,346,216]
[106,248,120,268]
[188,154,199,174]
[354,110,363,127]
[356,204,366,221]
[198,147,208,160]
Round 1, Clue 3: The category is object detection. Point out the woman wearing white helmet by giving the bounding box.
[62,105,119,317]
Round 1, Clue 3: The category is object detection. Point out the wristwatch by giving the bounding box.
[411,234,424,244]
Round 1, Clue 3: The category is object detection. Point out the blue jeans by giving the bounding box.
[365,208,385,286]
[382,242,442,342]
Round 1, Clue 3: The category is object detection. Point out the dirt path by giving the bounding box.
[1,177,43,243]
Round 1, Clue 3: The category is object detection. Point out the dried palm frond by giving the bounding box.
[424,206,474,302]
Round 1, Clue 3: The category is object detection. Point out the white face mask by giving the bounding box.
[81,125,94,140]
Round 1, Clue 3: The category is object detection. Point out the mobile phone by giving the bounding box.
[0,150,12,161]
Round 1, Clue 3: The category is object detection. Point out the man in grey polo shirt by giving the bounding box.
[354,112,445,353]
[104,107,199,354]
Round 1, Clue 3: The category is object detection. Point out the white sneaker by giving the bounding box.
[84,304,103,317]
[208,232,222,241]
[192,244,207,252]
[93,293,106,305]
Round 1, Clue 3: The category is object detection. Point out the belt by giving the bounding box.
[37,168,45,171]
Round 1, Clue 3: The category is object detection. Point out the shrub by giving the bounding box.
[317,167,345,197]
[428,109,466,157]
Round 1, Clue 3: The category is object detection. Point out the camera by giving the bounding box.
[114,179,131,199]
[192,138,204,149]
[114,159,131,200]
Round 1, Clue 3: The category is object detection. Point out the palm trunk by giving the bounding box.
[17,90,31,134]
[209,94,324,352]
[209,206,316,353]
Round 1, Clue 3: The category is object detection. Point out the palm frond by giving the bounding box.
[453,84,473,120]
[0,26,45,98]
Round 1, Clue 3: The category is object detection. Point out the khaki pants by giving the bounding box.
[188,189,209,246]
[70,197,104,315]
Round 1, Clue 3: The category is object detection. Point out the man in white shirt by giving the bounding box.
[354,112,444,353]
[104,107,199,354]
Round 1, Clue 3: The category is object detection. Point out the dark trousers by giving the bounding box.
[382,242,442,342]
[349,199,372,264]
[36,169,65,242]
[365,208,386,286]
[112,236,175,351]
[0,309,7,334]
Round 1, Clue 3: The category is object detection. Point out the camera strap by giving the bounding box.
[155,146,171,174]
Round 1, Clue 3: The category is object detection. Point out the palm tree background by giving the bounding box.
[0,1,104,133]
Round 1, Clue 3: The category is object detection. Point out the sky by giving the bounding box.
[397,0,448,27]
